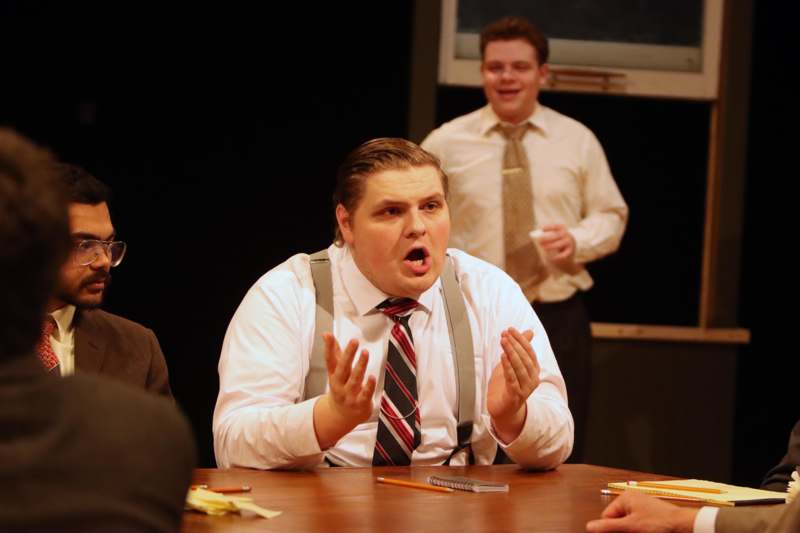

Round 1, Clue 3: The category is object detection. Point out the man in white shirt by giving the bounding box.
[422,16,628,461]
[213,137,573,469]
[40,164,171,395]
[586,489,800,533]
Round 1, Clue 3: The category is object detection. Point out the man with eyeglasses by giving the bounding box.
[0,128,195,532]
[42,163,171,396]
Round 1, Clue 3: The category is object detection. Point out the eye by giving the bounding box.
[423,201,440,212]
[485,63,504,74]
[381,206,401,216]
[512,62,533,73]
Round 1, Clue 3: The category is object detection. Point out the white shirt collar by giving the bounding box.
[478,104,550,138]
[50,304,76,341]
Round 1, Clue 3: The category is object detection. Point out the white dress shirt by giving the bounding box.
[213,244,573,469]
[694,506,719,533]
[49,305,76,376]
[422,104,628,303]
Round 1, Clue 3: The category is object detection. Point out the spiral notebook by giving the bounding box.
[427,475,509,493]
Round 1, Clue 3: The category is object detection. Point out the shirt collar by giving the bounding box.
[338,245,437,316]
[50,304,76,340]
[478,104,550,138]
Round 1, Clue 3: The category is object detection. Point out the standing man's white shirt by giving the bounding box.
[422,104,628,303]
[213,244,573,469]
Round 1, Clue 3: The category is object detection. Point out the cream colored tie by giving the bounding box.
[499,123,546,300]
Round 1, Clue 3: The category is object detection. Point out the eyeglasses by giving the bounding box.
[72,239,127,267]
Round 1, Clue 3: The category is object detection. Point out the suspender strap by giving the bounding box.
[305,249,333,400]
[441,254,475,450]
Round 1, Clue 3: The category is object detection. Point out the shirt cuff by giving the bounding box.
[282,396,324,458]
[486,403,537,454]
[693,506,718,533]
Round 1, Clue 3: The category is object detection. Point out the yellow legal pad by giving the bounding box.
[185,487,282,519]
[608,479,788,507]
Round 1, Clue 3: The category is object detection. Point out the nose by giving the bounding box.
[405,208,427,238]
[90,245,112,271]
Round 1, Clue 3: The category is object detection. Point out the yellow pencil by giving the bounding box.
[628,481,725,494]
[603,489,734,506]
[377,477,454,493]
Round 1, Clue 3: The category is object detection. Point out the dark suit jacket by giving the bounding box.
[761,419,800,492]
[74,308,172,396]
[0,354,195,532]
[717,496,800,533]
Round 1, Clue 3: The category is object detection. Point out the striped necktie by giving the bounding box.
[372,298,421,466]
[36,316,60,372]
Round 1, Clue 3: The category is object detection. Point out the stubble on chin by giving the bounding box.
[57,274,111,311]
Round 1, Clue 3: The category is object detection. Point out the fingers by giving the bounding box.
[322,332,340,375]
[537,224,566,246]
[333,338,360,385]
[346,349,370,395]
[357,375,377,404]
[600,493,630,518]
[586,517,630,533]
[501,327,540,386]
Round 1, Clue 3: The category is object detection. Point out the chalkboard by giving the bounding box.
[439,0,722,99]
[457,0,702,47]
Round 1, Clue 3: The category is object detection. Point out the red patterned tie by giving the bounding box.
[373,298,421,466]
[36,317,59,372]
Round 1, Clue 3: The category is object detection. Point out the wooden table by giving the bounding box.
[182,464,676,532]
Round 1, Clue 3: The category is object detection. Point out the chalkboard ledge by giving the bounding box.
[591,323,750,344]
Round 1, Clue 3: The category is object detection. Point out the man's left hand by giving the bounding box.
[538,223,576,269]
[488,328,540,443]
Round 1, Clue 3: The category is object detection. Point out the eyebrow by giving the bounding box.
[71,231,116,241]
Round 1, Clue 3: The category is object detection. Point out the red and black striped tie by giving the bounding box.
[372,298,421,466]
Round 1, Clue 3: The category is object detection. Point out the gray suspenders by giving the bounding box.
[303,249,475,451]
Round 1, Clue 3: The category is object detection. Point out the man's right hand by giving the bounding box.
[312,332,376,450]
[586,491,698,533]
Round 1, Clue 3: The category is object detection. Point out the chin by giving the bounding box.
[73,292,105,310]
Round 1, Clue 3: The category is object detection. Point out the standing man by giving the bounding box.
[422,16,628,461]
[213,138,573,469]
[0,128,195,532]
[42,163,171,396]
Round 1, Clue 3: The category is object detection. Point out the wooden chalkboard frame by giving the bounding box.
[437,0,724,100]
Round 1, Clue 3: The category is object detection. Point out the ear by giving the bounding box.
[538,63,550,87]
[335,204,355,245]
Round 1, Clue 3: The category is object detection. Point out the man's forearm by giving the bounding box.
[313,394,363,449]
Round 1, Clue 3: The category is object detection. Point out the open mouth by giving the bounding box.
[406,248,426,264]
[497,89,520,98]
[403,247,431,275]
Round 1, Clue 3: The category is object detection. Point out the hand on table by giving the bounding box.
[586,491,699,533]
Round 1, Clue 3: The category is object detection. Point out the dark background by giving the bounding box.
[1,1,796,484]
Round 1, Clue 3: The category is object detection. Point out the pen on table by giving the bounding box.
[602,489,703,503]
[627,481,725,494]
[602,489,734,507]
[376,477,454,493]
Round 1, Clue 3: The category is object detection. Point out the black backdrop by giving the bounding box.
[1,1,797,484]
